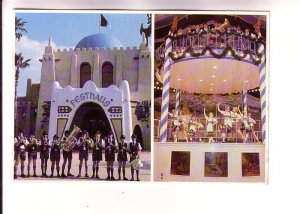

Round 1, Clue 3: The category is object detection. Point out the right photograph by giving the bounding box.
[154,13,268,182]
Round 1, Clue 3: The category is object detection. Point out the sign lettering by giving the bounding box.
[70,92,111,107]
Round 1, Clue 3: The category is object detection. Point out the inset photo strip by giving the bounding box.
[14,12,152,181]
[153,13,268,182]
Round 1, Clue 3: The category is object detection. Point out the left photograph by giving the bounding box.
[14,12,152,181]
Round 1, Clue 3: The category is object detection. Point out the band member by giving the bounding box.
[218,103,234,143]
[105,132,117,180]
[61,130,77,177]
[117,135,128,180]
[40,131,50,177]
[129,134,142,181]
[77,131,92,178]
[91,131,104,179]
[14,129,28,179]
[204,108,218,143]
[27,133,39,177]
[50,134,61,177]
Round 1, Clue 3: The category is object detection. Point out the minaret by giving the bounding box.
[35,38,56,137]
[138,33,150,92]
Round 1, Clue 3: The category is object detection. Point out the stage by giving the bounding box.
[154,142,266,182]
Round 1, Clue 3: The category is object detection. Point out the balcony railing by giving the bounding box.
[154,117,262,143]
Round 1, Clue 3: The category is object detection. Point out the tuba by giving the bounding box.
[62,125,81,152]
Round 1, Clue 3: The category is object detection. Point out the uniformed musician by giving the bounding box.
[77,131,91,178]
[50,134,61,177]
[14,129,29,179]
[27,133,39,177]
[117,135,129,180]
[91,131,104,179]
[40,131,50,177]
[104,132,117,180]
[129,134,142,181]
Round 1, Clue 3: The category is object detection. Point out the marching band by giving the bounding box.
[167,103,261,144]
[13,128,143,181]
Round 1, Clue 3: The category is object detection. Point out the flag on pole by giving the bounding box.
[100,14,110,27]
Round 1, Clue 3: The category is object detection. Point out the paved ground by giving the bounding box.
[14,151,151,182]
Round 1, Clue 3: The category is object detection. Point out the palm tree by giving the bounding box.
[15,52,31,98]
[15,17,27,41]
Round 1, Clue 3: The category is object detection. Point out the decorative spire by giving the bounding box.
[142,33,146,44]
[48,37,52,46]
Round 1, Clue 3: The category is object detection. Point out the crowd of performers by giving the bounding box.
[167,103,260,143]
[14,129,143,181]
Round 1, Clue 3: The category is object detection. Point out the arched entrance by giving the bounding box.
[70,102,112,138]
[133,125,144,149]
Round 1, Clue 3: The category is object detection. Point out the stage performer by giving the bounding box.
[218,103,234,143]
[204,108,218,143]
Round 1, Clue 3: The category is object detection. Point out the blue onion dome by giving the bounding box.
[75,33,124,49]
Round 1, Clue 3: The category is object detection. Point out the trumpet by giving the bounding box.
[29,137,39,146]
[62,125,81,152]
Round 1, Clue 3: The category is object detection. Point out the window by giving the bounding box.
[80,63,91,88]
[102,61,113,88]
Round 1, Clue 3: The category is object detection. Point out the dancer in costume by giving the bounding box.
[204,108,218,143]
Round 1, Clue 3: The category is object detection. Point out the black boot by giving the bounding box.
[27,166,30,177]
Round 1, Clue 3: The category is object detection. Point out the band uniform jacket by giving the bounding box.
[117,142,128,162]
[105,138,117,161]
[92,138,104,161]
[50,143,61,161]
[40,138,50,159]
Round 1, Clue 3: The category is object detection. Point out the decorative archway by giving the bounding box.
[70,102,112,138]
[48,80,132,143]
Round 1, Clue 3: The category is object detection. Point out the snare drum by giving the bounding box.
[131,158,143,170]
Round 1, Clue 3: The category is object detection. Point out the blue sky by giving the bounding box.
[15,12,150,96]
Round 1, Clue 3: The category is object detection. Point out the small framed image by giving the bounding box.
[170,151,191,176]
[204,152,228,177]
[242,152,260,176]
